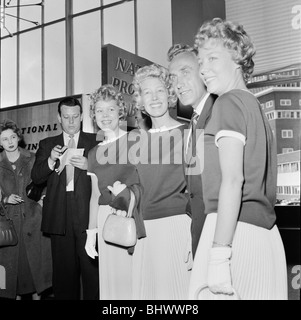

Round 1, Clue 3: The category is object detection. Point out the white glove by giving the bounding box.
[85,228,98,259]
[107,181,126,196]
[207,246,233,295]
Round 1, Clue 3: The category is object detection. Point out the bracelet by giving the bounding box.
[212,240,232,248]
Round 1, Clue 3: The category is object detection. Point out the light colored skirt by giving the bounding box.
[189,213,288,300]
[132,214,192,300]
[97,205,133,300]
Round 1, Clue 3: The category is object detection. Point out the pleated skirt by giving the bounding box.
[188,213,288,300]
[97,205,133,300]
[132,214,192,300]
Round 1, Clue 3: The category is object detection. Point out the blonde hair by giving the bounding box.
[132,64,177,111]
[195,18,256,82]
[89,84,127,121]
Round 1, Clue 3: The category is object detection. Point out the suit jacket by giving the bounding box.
[31,131,98,235]
[185,94,217,256]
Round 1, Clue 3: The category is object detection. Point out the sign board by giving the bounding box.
[101,44,155,129]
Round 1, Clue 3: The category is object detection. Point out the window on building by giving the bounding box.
[19,30,42,104]
[1,37,17,107]
[44,23,66,100]
[292,186,300,195]
[282,148,294,153]
[281,111,290,118]
[265,111,275,120]
[266,100,274,108]
[280,99,292,106]
[103,1,135,54]
[282,163,290,173]
[284,186,292,194]
[73,0,101,14]
[281,130,293,138]
[74,12,102,95]
[291,162,300,172]
[277,186,283,194]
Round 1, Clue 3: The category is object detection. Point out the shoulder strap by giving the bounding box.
[126,190,136,218]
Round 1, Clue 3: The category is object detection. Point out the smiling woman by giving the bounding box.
[189,17,288,301]
[128,64,191,300]
[85,84,145,300]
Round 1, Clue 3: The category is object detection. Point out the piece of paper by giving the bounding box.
[59,148,84,166]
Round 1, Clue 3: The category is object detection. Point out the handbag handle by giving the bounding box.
[126,190,135,218]
[194,284,240,300]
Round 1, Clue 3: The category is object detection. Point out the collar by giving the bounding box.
[63,131,80,145]
[0,147,31,162]
[98,131,127,145]
[193,92,210,116]
[148,123,183,133]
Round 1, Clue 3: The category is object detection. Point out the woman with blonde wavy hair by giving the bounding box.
[85,84,146,300]
[189,18,287,300]
[127,64,192,300]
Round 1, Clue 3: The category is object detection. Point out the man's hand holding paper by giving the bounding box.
[69,153,88,170]
[55,147,85,174]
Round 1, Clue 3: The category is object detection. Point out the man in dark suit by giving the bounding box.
[168,44,217,258]
[31,97,99,300]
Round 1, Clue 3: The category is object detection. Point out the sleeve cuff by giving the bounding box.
[48,158,56,170]
[215,130,246,147]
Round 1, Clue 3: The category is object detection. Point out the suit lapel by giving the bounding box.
[196,94,216,130]
[55,134,67,185]
[185,94,216,168]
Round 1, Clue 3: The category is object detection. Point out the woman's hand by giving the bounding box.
[85,228,98,259]
[107,181,126,196]
[5,194,24,205]
[207,246,234,295]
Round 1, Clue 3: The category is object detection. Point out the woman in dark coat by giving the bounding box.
[0,119,52,300]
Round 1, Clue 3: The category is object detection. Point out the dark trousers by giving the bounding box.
[50,192,99,300]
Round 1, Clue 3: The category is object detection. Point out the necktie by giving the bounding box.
[187,112,199,155]
[66,135,75,186]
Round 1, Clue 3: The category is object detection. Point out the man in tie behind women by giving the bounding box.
[31,97,99,300]
[168,44,217,258]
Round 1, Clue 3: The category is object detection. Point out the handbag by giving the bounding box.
[0,201,18,248]
[26,180,45,202]
[102,190,137,248]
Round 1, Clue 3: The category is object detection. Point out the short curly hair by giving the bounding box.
[0,119,23,150]
[167,43,198,62]
[89,84,127,121]
[194,18,256,82]
[132,64,177,111]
